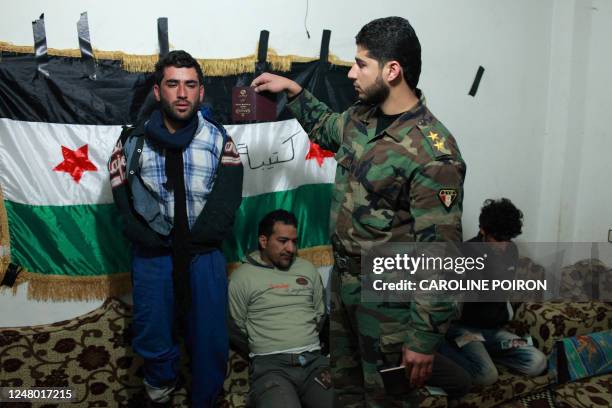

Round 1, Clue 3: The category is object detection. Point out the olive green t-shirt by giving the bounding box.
[228,252,325,355]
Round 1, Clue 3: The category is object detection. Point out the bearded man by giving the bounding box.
[108,50,243,407]
[252,17,469,407]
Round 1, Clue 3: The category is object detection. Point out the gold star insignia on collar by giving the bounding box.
[434,140,446,151]
[427,131,439,142]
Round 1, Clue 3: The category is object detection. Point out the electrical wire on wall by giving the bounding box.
[304,0,311,39]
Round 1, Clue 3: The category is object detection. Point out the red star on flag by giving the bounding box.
[53,144,98,183]
[304,141,334,167]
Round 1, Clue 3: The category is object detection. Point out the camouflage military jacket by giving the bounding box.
[288,89,465,251]
[287,89,466,353]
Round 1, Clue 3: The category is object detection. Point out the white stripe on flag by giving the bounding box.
[0,118,121,205]
[226,119,336,197]
[0,118,337,206]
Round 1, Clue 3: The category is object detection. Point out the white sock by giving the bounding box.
[144,379,176,403]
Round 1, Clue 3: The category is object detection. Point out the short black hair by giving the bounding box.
[154,50,204,86]
[355,16,422,90]
[258,209,298,238]
[479,198,523,241]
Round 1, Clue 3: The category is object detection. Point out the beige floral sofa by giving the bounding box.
[222,301,612,408]
[224,258,612,407]
[451,300,612,408]
[1,259,610,407]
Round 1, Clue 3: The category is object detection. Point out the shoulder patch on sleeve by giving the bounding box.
[438,188,458,212]
[221,136,242,166]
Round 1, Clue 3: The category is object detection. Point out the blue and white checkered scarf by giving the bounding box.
[140,111,224,229]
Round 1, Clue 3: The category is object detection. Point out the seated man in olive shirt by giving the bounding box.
[228,210,331,408]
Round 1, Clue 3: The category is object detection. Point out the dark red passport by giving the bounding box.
[231,86,277,122]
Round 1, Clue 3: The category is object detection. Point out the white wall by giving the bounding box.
[1,0,610,325]
[0,285,129,326]
[572,0,612,242]
[2,0,377,60]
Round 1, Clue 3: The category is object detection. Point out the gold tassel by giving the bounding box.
[12,244,334,300]
[4,270,132,301]
[298,245,334,267]
[227,245,333,275]
[0,41,352,76]
[0,185,10,282]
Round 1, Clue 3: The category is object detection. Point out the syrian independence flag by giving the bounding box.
[0,51,352,300]
[0,117,336,299]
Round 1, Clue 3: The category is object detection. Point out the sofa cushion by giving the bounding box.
[509,302,612,355]
[221,350,249,407]
[0,297,189,406]
[558,259,612,301]
[451,367,551,408]
[554,373,612,408]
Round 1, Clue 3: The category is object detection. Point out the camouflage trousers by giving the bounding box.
[330,267,419,408]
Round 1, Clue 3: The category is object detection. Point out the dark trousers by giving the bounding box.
[131,248,229,407]
[249,351,333,408]
[427,352,473,397]
[331,270,472,408]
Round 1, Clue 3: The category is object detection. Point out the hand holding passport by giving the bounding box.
[379,365,413,395]
[379,346,435,394]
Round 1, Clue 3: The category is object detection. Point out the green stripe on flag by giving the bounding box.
[5,182,332,274]
[5,200,130,276]
[223,184,333,263]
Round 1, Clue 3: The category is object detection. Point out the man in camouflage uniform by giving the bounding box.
[252,16,469,407]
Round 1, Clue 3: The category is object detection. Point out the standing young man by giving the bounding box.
[109,50,243,407]
[252,17,469,407]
